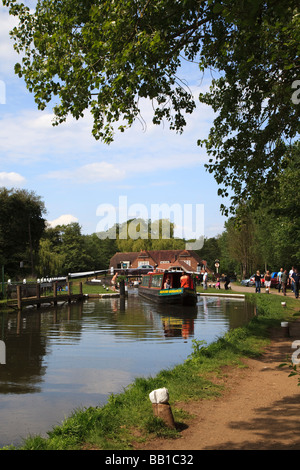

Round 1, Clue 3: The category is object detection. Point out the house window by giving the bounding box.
[138,261,149,267]
[121,261,130,268]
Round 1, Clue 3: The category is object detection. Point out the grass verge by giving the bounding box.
[1,292,299,450]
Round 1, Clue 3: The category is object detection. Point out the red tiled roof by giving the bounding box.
[109,249,209,271]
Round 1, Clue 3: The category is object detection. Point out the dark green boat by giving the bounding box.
[138,270,197,306]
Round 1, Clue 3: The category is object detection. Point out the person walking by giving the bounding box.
[281,269,288,296]
[277,268,283,293]
[289,267,295,292]
[224,274,230,290]
[291,268,299,299]
[264,270,271,293]
[254,270,261,293]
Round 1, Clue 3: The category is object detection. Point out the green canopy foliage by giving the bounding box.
[0,187,46,276]
[215,143,300,276]
[3,0,299,214]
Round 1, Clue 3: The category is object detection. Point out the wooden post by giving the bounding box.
[53,282,57,305]
[149,388,175,429]
[119,279,125,297]
[152,403,175,429]
[281,322,289,337]
[17,285,22,310]
[67,282,71,303]
[79,282,82,295]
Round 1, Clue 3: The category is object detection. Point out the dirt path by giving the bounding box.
[138,288,300,451]
[207,281,297,299]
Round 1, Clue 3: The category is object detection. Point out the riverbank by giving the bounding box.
[138,318,300,450]
[2,290,299,450]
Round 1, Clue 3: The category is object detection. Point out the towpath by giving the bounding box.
[138,284,300,450]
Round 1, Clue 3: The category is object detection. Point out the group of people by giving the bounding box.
[254,267,299,298]
[163,272,193,289]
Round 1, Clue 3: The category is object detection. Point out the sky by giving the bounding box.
[0,4,230,243]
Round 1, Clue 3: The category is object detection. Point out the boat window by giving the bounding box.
[171,273,181,288]
[141,275,150,287]
[151,274,163,288]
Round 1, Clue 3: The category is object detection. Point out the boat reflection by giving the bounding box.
[145,303,198,339]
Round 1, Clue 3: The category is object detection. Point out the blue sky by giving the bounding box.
[0,4,229,241]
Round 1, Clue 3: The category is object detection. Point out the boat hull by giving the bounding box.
[138,286,197,306]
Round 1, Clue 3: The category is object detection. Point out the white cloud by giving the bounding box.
[46,162,126,182]
[44,151,204,183]
[0,80,214,161]
[47,214,79,228]
[0,58,215,188]
[0,171,25,187]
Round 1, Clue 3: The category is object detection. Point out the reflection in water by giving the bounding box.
[0,292,253,447]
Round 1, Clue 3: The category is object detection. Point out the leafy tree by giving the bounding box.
[220,207,262,278]
[107,218,185,252]
[217,229,240,276]
[218,143,300,274]
[37,225,118,276]
[198,1,300,213]
[83,233,117,270]
[4,0,299,213]
[195,236,221,271]
[0,187,46,277]
[36,238,66,278]
[56,222,94,274]
[254,142,300,269]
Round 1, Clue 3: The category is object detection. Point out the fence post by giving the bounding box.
[36,283,41,308]
[68,282,71,303]
[53,282,57,305]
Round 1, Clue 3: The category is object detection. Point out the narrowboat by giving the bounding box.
[138,270,197,305]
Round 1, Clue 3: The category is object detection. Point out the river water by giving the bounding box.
[0,291,253,447]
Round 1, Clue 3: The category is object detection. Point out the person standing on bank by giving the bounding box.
[264,270,271,293]
[281,269,288,296]
[289,266,295,292]
[224,274,230,290]
[291,268,299,299]
[277,268,283,293]
[255,270,261,293]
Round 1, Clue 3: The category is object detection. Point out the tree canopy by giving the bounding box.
[0,187,46,276]
[3,0,300,213]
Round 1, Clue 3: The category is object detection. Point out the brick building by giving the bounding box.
[109,249,211,273]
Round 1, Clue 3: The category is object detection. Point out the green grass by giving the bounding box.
[71,280,116,295]
[1,291,299,450]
